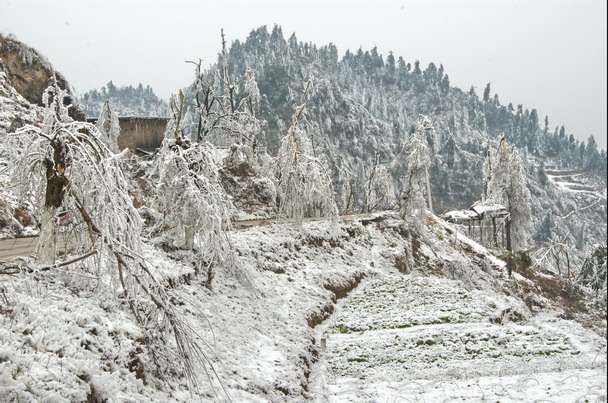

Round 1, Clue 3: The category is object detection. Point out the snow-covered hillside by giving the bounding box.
[0,33,606,403]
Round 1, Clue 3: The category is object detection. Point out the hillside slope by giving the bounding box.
[182,25,606,266]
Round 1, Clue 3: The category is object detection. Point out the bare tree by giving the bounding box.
[187,30,261,151]
[533,231,574,278]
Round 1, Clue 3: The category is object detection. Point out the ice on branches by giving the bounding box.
[1,79,141,266]
[276,80,338,225]
[151,91,235,284]
[397,114,435,222]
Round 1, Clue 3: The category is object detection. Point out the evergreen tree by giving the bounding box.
[484,137,532,251]
[483,82,491,103]
[584,135,601,172]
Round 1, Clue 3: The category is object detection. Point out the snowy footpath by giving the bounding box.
[308,272,607,402]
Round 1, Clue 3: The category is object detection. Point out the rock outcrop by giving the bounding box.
[0,34,85,121]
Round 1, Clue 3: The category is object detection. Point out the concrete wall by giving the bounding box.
[117,117,168,151]
[88,116,168,152]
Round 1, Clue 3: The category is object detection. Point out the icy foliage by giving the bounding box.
[1,80,141,265]
[150,94,235,284]
[484,138,533,251]
[153,139,234,271]
[1,81,224,395]
[276,83,338,225]
[95,100,120,153]
[397,114,434,222]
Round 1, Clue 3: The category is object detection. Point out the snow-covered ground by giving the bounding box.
[1,213,606,402]
[308,273,606,402]
[546,170,607,199]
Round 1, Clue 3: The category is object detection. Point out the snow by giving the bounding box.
[1,32,606,402]
[441,209,478,223]
[1,212,605,402]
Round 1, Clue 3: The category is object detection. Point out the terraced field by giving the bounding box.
[310,273,607,402]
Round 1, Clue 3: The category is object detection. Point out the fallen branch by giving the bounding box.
[34,249,99,272]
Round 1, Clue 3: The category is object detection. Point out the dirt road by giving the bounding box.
[0,237,38,261]
[0,214,375,263]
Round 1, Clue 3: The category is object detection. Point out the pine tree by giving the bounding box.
[483,82,491,102]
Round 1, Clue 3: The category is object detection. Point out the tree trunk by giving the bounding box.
[425,166,433,214]
[36,161,65,265]
[36,205,57,265]
[184,226,195,250]
[506,219,512,252]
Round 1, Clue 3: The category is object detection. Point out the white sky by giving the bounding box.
[1,0,606,150]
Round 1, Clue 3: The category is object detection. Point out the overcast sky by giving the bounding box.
[1,0,606,150]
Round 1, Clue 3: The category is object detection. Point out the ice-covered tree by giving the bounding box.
[187,30,261,152]
[95,100,120,152]
[397,114,435,221]
[484,137,532,251]
[1,80,225,393]
[362,149,397,213]
[578,243,607,302]
[276,79,338,225]
[1,80,140,265]
[533,230,574,278]
[151,91,234,285]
